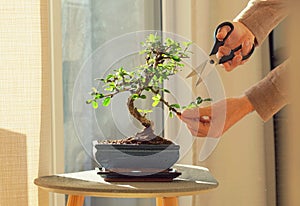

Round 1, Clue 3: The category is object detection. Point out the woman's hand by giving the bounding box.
[216,22,255,71]
[179,96,254,137]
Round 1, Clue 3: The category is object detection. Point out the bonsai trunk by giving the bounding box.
[96,96,173,145]
[113,96,172,145]
[127,97,152,128]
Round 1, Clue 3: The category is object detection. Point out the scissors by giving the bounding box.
[186,21,255,86]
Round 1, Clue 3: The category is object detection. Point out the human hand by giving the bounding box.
[179,96,254,137]
[216,22,255,71]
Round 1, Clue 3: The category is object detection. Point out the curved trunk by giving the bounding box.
[127,97,152,128]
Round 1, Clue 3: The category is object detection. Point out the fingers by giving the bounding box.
[221,55,243,72]
[241,39,251,56]
[180,110,224,137]
[184,118,221,137]
[181,106,212,120]
[216,46,231,58]
[222,62,232,71]
[216,25,231,41]
[180,112,213,137]
[181,108,200,119]
[217,43,251,71]
[230,55,243,69]
[185,119,210,137]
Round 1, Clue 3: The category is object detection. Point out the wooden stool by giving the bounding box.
[34,164,218,206]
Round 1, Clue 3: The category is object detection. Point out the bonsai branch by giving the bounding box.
[149,87,181,115]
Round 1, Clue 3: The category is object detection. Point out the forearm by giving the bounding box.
[245,60,289,121]
[234,0,288,46]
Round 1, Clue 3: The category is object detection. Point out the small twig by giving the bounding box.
[148,87,180,115]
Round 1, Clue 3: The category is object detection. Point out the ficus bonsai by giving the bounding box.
[86,34,211,144]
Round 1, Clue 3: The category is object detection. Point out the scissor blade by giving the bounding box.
[195,76,203,86]
[186,60,209,87]
[195,60,215,86]
[186,70,197,79]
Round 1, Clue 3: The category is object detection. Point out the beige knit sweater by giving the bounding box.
[235,0,288,121]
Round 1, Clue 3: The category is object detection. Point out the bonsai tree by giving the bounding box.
[86,34,211,144]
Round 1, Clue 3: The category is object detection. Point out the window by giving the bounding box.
[61,0,161,205]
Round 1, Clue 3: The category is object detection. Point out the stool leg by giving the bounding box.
[67,195,85,206]
[156,197,178,206]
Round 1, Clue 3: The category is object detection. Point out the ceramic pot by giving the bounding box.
[93,142,180,171]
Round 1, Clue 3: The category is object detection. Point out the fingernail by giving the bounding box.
[200,116,211,123]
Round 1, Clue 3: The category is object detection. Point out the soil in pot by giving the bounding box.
[98,127,173,145]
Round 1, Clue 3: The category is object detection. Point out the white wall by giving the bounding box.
[163,0,275,205]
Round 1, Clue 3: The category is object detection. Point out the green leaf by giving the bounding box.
[169,111,174,118]
[152,100,160,107]
[92,101,98,109]
[105,74,114,81]
[116,67,127,77]
[104,87,114,92]
[95,93,104,99]
[165,38,173,46]
[86,99,93,104]
[137,109,153,114]
[102,97,111,107]
[188,102,198,108]
[170,104,180,109]
[148,34,156,42]
[132,94,139,99]
[183,41,192,47]
[163,89,170,93]
[196,97,203,105]
[130,84,138,90]
[152,94,161,101]
[172,56,181,62]
[158,76,164,83]
[104,82,116,92]
[182,102,198,109]
[140,94,147,99]
[177,63,185,67]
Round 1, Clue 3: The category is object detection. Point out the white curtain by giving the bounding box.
[0,0,51,206]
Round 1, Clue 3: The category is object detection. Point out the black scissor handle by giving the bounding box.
[210,21,255,64]
[219,44,255,64]
[209,21,234,56]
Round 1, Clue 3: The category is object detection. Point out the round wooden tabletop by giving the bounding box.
[34,164,218,198]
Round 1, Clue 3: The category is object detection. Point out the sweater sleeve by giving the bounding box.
[234,0,288,46]
[245,60,289,121]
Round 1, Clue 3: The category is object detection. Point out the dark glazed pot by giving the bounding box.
[93,142,180,171]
